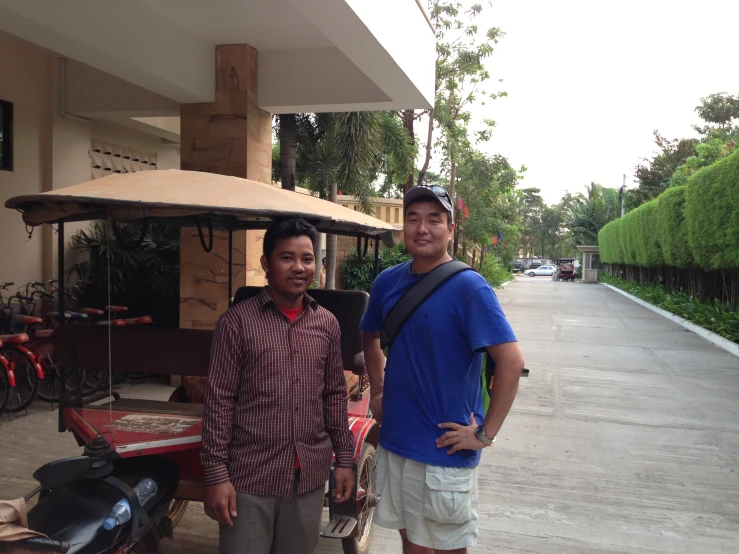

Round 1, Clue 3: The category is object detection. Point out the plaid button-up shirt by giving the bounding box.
[201,287,354,497]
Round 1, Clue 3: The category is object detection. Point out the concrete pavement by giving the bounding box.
[1,276,738,553]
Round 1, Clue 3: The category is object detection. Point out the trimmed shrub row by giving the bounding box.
[599,148,739,269]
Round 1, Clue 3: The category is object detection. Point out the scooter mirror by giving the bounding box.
[33,456,95,490]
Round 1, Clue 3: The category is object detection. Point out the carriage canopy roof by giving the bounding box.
[5,170,396,241]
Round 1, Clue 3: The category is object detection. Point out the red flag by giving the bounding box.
[493,235,498,245]
[463,206,469,218]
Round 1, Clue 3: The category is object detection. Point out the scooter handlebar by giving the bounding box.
[13,537,70,553]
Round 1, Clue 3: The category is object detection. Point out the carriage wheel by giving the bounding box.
[342,443,377,554]
[166,385,191,529]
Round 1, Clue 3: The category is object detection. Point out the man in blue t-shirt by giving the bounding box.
[361,185,524,553]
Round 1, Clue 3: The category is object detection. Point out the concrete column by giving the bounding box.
[179,44,272,330]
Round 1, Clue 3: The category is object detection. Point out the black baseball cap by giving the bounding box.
[403,185,454,222]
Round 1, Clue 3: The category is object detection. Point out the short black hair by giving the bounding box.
[405,197,453,225]
[263,218,317,260]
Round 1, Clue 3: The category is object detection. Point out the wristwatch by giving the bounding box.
[475,424,495,447]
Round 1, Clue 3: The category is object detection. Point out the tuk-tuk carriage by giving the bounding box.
[2,170,395,554]
[555,258,576,281]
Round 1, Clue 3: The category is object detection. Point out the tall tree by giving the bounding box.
[567,183,619,245]
[517,188,545,258]
[416,1,504,191]
[277,114,298,191]
[693,92,739,140]
[456,150,522,264]
[630,131,697,207]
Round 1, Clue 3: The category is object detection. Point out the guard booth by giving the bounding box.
[577,245,600,282]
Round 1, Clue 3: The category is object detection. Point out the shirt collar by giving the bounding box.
[257,287,318,312]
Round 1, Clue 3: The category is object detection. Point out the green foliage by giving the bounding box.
[340,243,413,293]
[566,183,619,246]
[685,148,739,269]
[601,275,739,344]
[597,217,621,265]
[632,201,663,266]
[599,199,667,267]
[479,253,511,288]
[630,131,697,207]
[671,138,735,187]
[628,93,739,211]
[456,150,523,264]
[655,186,692,268]
[417,0,505,187]
[692,92,739,141]
[71,222,180,327]
[600,148,739,269]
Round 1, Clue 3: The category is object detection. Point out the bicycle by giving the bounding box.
[0,282,43,413]
[0,339,13,414]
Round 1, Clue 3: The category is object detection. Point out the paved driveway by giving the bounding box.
[2,277,738,553]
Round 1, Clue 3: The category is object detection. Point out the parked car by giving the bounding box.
[527,265,555,277]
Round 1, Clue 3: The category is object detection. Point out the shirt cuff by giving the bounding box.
[203,464,231,487]
[335,450,354,468]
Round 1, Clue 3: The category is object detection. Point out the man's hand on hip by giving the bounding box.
[436,413,487,454]
[205,481,237,526]
[333,467,355,503]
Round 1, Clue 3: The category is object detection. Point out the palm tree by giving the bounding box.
[567,182,619,245]
[277,114,297,191]
[296,111,414,288]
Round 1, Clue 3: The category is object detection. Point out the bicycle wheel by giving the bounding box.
[82,369,104,397]
[0,360,10,414]
[37,361,60,402]
[2,348,39,413]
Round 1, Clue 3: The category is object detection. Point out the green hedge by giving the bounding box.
[685,150,739,269]
[655,186,692,268]
[599,148,739,269]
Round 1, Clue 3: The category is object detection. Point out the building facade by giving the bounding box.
[0,0,434,328]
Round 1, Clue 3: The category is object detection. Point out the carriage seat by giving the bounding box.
[232,286,369,373]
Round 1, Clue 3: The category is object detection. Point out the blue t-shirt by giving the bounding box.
[360,260,517,468]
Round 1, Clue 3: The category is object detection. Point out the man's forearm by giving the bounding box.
[483,360,522,439]
[363,333,385,393]
[201,399,235,486]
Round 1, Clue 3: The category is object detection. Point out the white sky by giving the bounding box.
[422,0,739,204]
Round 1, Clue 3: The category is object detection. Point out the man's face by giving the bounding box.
[261,235,316,298]
[403,201,454,259]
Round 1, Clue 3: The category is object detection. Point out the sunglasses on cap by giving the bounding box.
[409,184,454,216]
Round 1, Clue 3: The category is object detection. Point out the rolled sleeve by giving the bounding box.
[323,320,354,468]
[201,314,242,487]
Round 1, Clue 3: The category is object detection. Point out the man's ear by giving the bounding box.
[260,254,269,275]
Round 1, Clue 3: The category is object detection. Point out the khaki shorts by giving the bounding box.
[374,445,478,550]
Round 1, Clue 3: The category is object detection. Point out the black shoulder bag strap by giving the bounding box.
[380,260,473,349]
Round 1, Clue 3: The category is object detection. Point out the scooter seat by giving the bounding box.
[27,456,180,554]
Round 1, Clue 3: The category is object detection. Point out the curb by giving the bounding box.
[601,283,739,359]
[499,279,514,288]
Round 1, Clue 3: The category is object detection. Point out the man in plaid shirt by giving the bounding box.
[201,218,355,554]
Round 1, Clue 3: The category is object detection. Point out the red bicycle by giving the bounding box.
[0,282,44,413]
[0,338,13,414]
